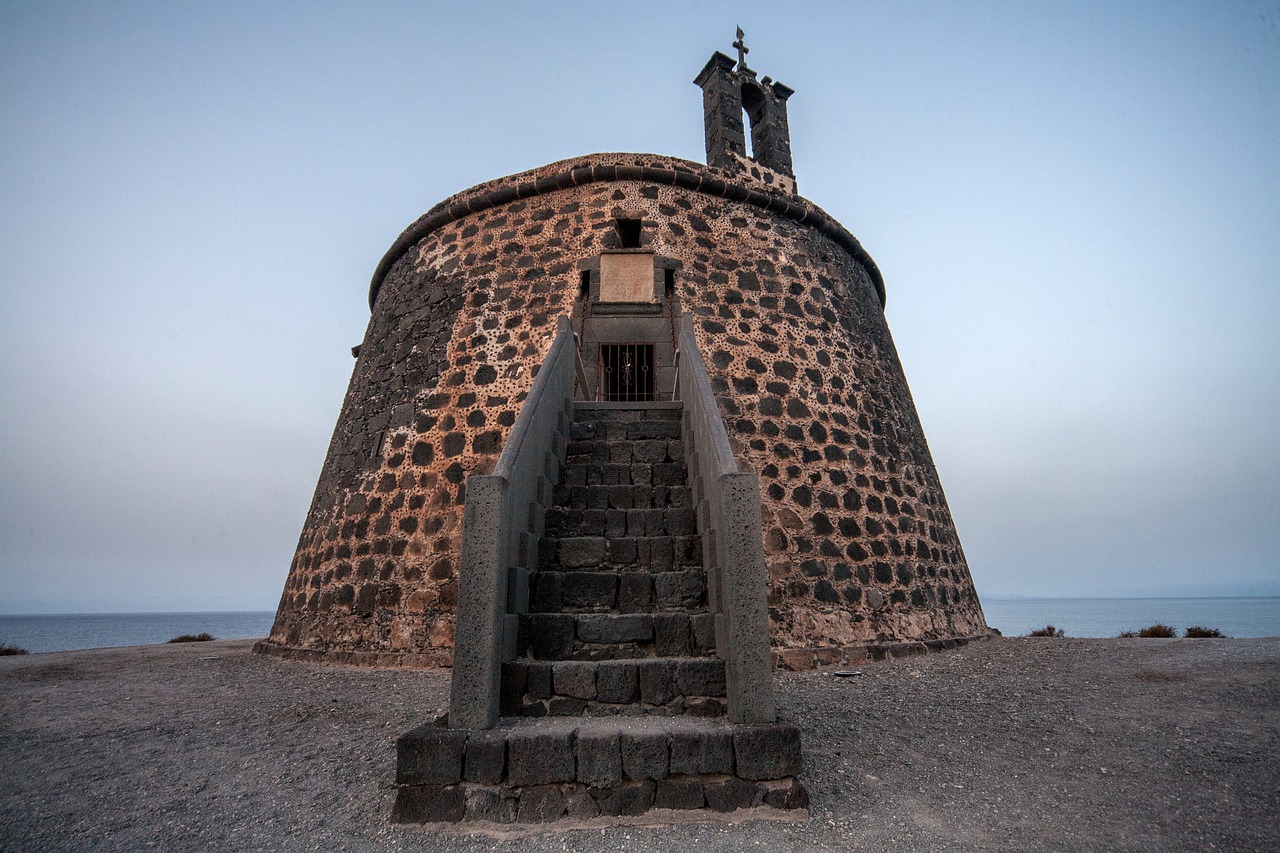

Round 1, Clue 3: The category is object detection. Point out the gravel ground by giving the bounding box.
[1,637,1276,852]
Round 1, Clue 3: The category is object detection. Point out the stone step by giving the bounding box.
[569,418,683,442]
[539,534,702,571]
[501,657,727,718]
[531,569,708,614]
[564,438,686,466]
[544,505,696,539]
[520,612,716,661]
[551,483,692,511]
[557,461,687,489]
[572,401,683,423]
[392,715,807,824]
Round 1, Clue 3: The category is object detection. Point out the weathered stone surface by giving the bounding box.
[500,662,528,714]
[531,572,564,612]
[685,697,726,717]
[576,614,652,644]
[690,614,717,654]
[733,722,803,780]
[392,784,465,823]
[562,572,617,610]
[396,725,466,785]
[565,786,601,819]
[463,731,506,784]
[506,729,576,786]
[553,661,597,700]
[653,572,706,609]
[760,777,809,810]
[595,661,638,703]
[669,728,734,775]
[463,785,518,823]
[576,730,622,785]
[675,658,726,697]
[557,537,608,568]
[616,571,652,613]
[655,776,705,810]
[593,780,655,816]
[526,661,553,699]
[620,730,669,780]
[632,439,668,464]
[548,696,588,716]
[702,775,756,812]
[517,785,568,822]
[653,613,691,656]
[527,615,575,660]
[610,538,639,567]
[637,660,677,705]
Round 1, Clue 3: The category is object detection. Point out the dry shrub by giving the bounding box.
[168,632,216,643]
[1184,626,1224,638]
[1027,625,1065,637]
[1119,624,1176,638]
[0,643,29,656]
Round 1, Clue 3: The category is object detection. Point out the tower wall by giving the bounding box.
[264,153,986,666]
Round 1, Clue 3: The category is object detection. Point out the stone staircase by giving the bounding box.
[392,402,807,825]
[502,402,730,718]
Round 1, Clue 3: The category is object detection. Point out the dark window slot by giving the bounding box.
[616,218,642,249]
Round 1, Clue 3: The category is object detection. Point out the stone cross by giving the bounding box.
[733,26,749,69]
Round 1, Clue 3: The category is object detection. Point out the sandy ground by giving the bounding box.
[1,636,1276,852]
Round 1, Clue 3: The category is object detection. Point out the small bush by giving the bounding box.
[1184,626,1224,638]
[0,643,29,656]
[1027,625,1065,637]
[1119,624,1176,638]
[168,632,215,643]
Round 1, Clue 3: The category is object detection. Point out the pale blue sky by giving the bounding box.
[2,1,1277,613]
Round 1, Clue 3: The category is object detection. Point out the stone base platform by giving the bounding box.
[392,715,807,824]
[771,631,996,671]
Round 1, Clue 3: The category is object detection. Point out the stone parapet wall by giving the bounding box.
[251,640,450,669]
[770,631,994,671]
[266,152,986,662]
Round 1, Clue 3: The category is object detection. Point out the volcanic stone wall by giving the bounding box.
[262,153,986,667]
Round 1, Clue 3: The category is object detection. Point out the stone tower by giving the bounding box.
[258,45,988,674]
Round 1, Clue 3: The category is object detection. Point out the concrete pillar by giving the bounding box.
[449,474,509,730]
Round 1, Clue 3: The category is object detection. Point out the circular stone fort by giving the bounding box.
[259,48,988,671]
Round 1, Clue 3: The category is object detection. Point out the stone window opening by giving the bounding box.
[578,269,591,301]
[741,81,766,162]
[615,218,643,249]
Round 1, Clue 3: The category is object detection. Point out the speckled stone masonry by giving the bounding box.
[261,151,987,667]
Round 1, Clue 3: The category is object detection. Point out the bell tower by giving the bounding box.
[694,30,796,187]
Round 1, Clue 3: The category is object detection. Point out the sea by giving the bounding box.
[980,597,1280,639]
[0,598,1277,654]
[0,611,276,654]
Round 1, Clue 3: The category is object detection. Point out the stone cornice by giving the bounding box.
[369,153,886,310]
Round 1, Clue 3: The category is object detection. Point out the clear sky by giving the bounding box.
[2,1,1277,613]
